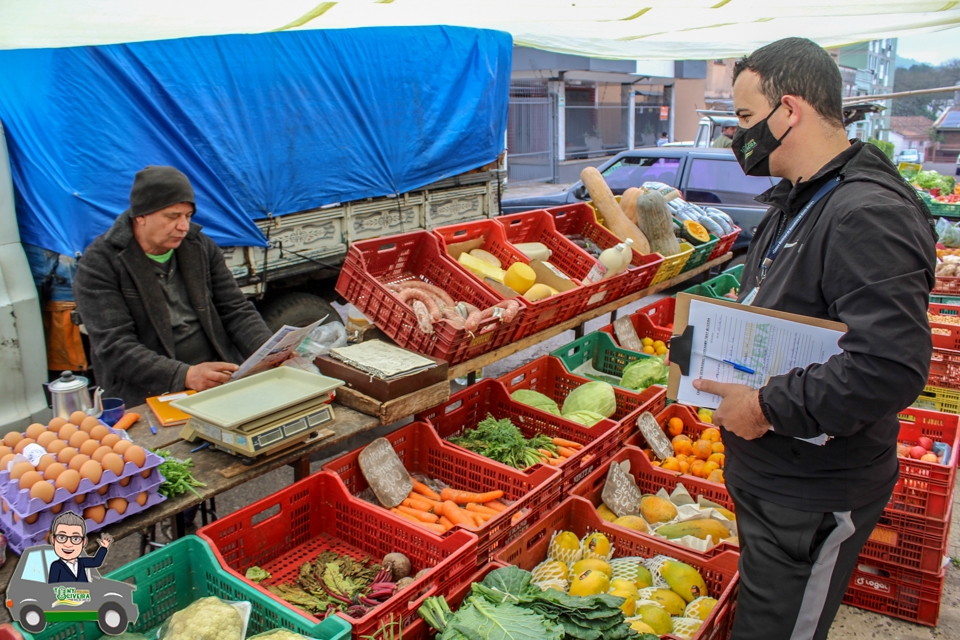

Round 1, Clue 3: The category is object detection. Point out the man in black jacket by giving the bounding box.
[694,39,936,639]
[74,166,272,406]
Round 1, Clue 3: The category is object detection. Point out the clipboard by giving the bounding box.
[146,391,197,427]
[668,293,847,407]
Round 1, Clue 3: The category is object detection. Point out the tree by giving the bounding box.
[892,59,960,118]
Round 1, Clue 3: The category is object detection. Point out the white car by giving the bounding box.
[897,149,921,164]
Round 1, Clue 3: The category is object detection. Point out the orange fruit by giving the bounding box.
[675,454,688,462]
[707,469,725,484]
[642,448,655,461]
[711,441,725,454]
[689,460,706,478]
[673,439,694,457]
[693,440,713,461]
[702,427,721,444]
[708,453,725,468]
[660,457,681,472]
[667,417,685,437]
[672,434,692,445]
[701,461,720,477]
[651,460,661,467]
[677,459,690,473]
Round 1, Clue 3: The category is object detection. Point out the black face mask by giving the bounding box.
[732,103,792,177]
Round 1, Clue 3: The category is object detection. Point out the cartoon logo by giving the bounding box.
[5,511,139,635]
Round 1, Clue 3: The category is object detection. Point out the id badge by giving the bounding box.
[741,287,758,306]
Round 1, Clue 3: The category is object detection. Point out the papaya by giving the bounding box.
[655,519,731,541]
[639,495,678,525]
[660,559,709,603]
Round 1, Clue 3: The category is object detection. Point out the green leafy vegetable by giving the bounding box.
[619,358,668,392]
[561,382,617,419]
[449,415,556,469]
[562,410,607,428]
[511,389,561,415]
[442,597,563,640]
[152,449,206,498]
[914,170,955,194]
[245,566,271,583]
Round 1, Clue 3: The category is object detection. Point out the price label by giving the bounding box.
[22,444,47,467]
[358,438,413,509]
[601,460,642,518]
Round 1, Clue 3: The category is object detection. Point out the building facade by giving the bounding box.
[837,39,898,141]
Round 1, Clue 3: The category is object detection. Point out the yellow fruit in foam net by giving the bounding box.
[531,559,568,585]
[609,579,639,598]
[568,569,610,597]
[609,589,637,617]
[685,596,719,621]
[627,619,657,634]
[671,617,705,640]
[650,588,687,616]
[634,604,672,635]
[548,530,583,565]
[597,503,618,522]
[571,558,612,578]
[580,532,613,561]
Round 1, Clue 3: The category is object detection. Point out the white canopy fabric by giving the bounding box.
[2,1,959,58]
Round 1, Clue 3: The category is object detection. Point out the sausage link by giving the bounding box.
[398,280,456,308]
[412,300,434,334]
[397,288,442,321]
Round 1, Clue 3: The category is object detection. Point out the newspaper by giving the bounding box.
[231,316,327,380]
[329,340,436,380]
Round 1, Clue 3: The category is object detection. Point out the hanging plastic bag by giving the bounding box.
[296,321,348,359]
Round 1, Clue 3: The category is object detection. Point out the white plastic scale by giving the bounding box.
[171,368,344,464]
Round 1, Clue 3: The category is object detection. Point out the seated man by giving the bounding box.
[711,124,736,148]
[74,166,272,406]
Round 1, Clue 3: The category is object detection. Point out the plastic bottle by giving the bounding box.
[585,244,625,283]
[615,239,634,274]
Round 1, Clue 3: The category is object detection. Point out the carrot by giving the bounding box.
[440,501,477,528]
[403,497,438,513]
[112,412,141,431]
[552,438,582,449]
[416,521,448,534]
[440,488,505,504]
[471,511,494,523]
[397,505,440,523]
[485,500,508,512]
[466,503,500,517]
[411,480,442,501]
[439,516,454,531]
[545,457,564,466]
[556,446,578,458]
[538,448,557,459]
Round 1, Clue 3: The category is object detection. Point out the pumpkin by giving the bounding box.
[682,219,711,245]
[635,190,682,256]
[619,187,643,224]
[581,167,651,254]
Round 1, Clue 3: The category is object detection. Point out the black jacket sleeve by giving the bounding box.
[203,236,272,358]
[761,199,935,439]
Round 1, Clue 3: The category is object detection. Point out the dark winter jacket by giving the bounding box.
[727,140,937,512]
[73,215,271,407]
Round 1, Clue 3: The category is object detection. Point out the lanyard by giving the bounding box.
[758,176,841,286]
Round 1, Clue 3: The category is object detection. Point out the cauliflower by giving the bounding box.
[160,597,244,640]
[248,632,310,640]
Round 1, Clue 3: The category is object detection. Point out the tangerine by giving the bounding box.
[708,453,725,468]
[689,460,706,478]
[711,441,725,454]
[660,457,681,472]
[693,440,714,461]
[674,439,694,457]
[641,448,655,461]
[677,460,690,473]
[701,461,720,477]
[707,469,725,484]
[672,434,692,445]
[667,417,685,437]
[702,427,721,443]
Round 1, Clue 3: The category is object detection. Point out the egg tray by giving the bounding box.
[0,475,164,543]
[1,488,166,555]
[0,449,164,517]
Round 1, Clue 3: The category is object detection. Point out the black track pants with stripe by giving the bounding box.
[728,484,891,640]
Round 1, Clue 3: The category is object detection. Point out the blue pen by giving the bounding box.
[697,353,755,375]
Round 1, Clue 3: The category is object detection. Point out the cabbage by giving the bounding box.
[511,389,560,415]
[620,357,668,391]
[915,170,955,194]
[561,381,616,418]
[562,410,607,427]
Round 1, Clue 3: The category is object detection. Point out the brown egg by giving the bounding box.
[79,460,103,484]
[54,469,80,493]
[57,447,79,466]
[84,504,106,523]
[79,439,100,456]
[12,513,18,523]
[25,513,38,524]
[112,440,133,456]
[0,453,15,469]
[30,480,55,503]
[0,445,11,458]
[97,485,109,495]
[10,461,36,481]
[92,446,114,463]
[44,463,66,482]
[69,411,88,426]
[25,423,46,440]
[36,432,58,449]
[14,438,36,454]
[47,417,68,431]
[18,470,44,490]
[3,432,23,448]
[80,416,100,433]
[101,453,125,477]
[1,499,7,512]
[123,446,146,468]
[46,440,68,455]
[68,454,91,472]
[50,503,62,514]
[89,425,110,442]
[101,434,121,448]
[58,424,78,441]
[107,497,128,515]
[141,469,152,479]
[119,478,131,487]
[136,492,148,506]
[36,455,55,473]
[74,493,86,505]
[68,431,90,449]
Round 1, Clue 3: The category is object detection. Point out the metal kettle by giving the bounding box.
[44,371,104,420]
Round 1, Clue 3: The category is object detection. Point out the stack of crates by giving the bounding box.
[915,300,960,413]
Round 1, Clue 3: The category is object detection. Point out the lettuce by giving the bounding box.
[511,389,560,415]
[562,410,607,427]
[620,358,668,391]
[561,381,617,418]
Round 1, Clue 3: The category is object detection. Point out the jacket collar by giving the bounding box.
[755,140,862,216]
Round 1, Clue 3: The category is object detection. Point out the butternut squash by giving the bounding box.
[634,190,682,256]
[619,187,643,224]
[581,167,651,254]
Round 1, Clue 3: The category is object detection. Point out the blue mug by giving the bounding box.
[101,398,126,427]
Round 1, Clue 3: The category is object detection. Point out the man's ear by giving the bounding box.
[134,215,146,226]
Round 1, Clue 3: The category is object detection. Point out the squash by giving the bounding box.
[634,190,683,256]
[681,219,711,246]
[620,187,643,224]
[581,167,651,254]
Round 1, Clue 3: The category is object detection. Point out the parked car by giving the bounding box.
[501,147,778,263]
[896,149,921,164]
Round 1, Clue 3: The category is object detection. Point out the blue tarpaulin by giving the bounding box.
[0,26,511,256]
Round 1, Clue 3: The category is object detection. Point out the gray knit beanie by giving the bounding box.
[127,166,195,218]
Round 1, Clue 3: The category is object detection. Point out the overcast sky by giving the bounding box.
[897,28,960,65]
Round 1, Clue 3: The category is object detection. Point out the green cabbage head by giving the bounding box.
[511,389,561,415]
[620,357,668,391]
[561,381,616,418]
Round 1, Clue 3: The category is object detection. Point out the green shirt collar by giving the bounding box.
[146,249,174,264]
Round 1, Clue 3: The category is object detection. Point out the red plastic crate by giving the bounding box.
[861,502,951,574]
[196,472,479,640]
[416,379,623,499]
[321,421,562,568]
[570,446,738,558]
[933,275,960,295]
[494,496,741,640]
[926,346,960,389]
[433,219,589,338]
[400,563,504,640]
[497,209,628,312]
[927,303,960,350]
[708,227,741,262]
[843,557,946,627]
[890,406,960,520]
[598,300,674,347]
[545,203,664,296]
[625,402,714,449]
[335,231,522,364]
[496,355,667,445]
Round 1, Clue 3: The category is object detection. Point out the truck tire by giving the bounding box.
[18,604,45,632]
[259,293,343,332]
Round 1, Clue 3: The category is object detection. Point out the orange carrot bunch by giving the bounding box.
[388,481,519,533]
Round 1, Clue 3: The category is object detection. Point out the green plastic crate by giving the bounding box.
[550,331,655,386]
[680,264,745,301]
[919,191,960,218]
[18,536,351,640]
[681,234,720,273]
[931,295,960,306]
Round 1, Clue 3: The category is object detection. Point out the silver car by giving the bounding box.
[5,545,138,635]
